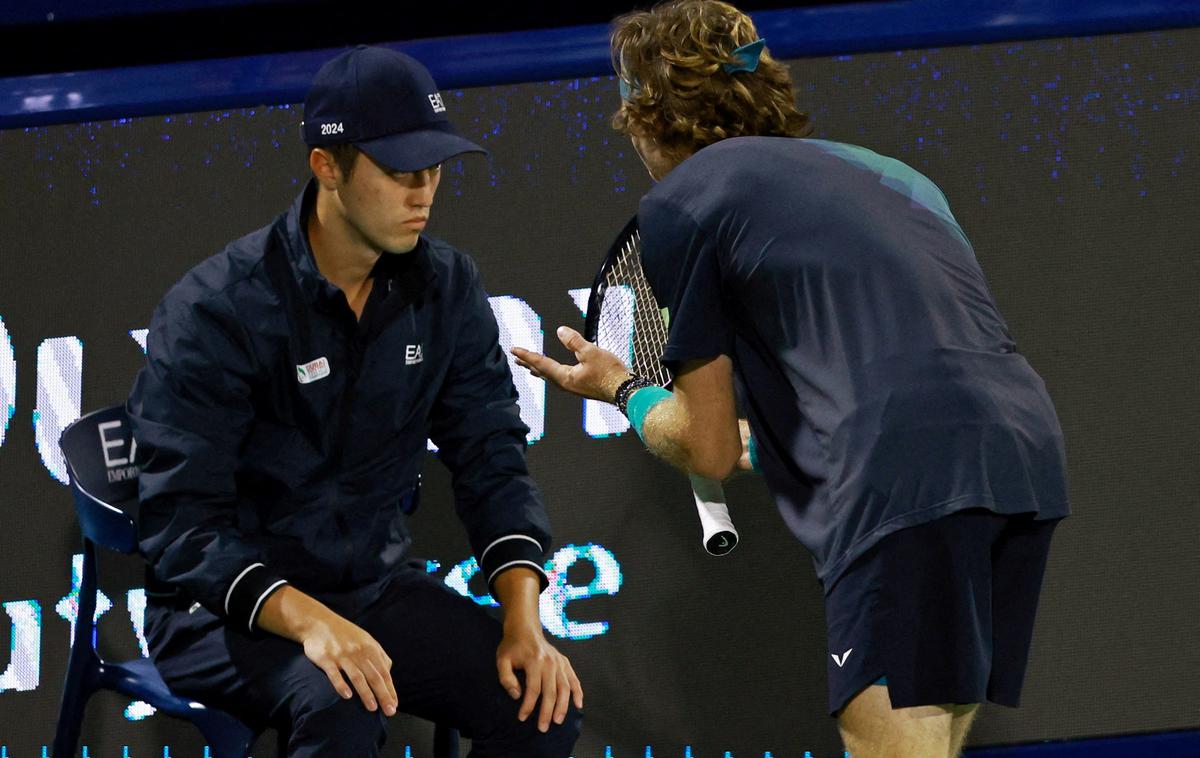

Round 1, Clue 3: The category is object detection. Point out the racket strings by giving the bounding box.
[597,230,673,387]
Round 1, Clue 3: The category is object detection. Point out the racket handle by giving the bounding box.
[688,474,739,556]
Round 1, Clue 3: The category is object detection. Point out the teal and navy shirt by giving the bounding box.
[638,137,1070,590]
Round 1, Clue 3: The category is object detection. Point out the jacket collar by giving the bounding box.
[279,179,438,311]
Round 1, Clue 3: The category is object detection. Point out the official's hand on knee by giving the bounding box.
[257,586,399,716]
[300,607,399,717]
[496,628,584,733]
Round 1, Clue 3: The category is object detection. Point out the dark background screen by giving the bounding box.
[1,28,1197,756]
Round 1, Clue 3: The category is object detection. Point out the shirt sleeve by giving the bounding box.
[129,294,288,633]
[638,194,735,367]
[428,259,551,594]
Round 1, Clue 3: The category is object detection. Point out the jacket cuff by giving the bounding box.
[480,535,549,594]
[224,562,289,633]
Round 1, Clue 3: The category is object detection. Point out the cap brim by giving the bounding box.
[357,128,487,172]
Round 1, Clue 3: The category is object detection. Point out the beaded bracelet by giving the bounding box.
[613,375,655,415]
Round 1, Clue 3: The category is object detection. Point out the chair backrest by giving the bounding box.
[58,405,141,554]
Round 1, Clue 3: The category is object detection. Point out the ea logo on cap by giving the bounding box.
[428,93,446,113]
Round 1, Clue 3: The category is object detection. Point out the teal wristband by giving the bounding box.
[747,432,761,472]
[626,386,672,442]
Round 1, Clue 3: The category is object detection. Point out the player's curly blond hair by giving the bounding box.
[611,0,812,163]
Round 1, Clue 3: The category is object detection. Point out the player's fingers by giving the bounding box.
[520,350,561,376]
[497,656,521,700]
[512,349,569,385]
[556,326,593,358]
[519,662,543,722]
[510,346,539,365]
[511,353,541,377]
[510,347,543,372]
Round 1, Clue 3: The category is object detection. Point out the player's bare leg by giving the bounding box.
[948,703,980,757]
[837,683,980,757]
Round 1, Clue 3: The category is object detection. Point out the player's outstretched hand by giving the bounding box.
[497,625,584,733]
[512,325,631,403]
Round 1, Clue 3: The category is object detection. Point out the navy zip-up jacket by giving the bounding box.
[128,180,550,632]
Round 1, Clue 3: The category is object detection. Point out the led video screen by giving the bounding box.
[1,28,1198,756]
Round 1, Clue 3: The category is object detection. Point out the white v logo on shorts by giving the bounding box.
[832,648,853,668]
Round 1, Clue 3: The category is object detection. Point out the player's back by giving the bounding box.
[693,138,1012,368]
[639,136,1070,586]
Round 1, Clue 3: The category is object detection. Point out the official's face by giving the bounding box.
[337,151,442,254]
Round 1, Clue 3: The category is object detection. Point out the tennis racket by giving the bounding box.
[583,215,739,556]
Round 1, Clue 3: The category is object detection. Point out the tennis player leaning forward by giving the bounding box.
[513,2,1070,756]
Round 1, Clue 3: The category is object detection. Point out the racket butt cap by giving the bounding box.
[704,530,738,556]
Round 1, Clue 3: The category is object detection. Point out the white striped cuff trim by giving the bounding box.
[224,562,265,615]
[247,580,289,633]
[480,534,543,565]
[487,559,547,586]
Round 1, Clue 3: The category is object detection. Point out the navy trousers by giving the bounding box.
[145,565,582,757]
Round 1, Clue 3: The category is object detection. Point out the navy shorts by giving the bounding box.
[823,509,1061,715]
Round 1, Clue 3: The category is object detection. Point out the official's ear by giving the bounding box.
[309,148,340,190]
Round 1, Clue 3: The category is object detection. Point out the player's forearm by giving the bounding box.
[640,397,694,472]
[641,397,737,480]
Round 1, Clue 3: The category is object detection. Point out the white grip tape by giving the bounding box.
[689,474,739,556]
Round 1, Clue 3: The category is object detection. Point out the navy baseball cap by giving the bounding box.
[302,45,486,172]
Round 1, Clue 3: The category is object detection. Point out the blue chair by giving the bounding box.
[53,405,258,757]
[53,405,461,757]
